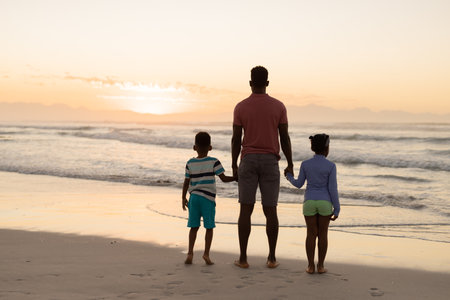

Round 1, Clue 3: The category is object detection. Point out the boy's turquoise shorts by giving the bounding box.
[303,200,333,216]
[187,194,216,229]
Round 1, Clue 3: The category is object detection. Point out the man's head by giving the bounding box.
[194,131,212,153]
[250,66,269,89]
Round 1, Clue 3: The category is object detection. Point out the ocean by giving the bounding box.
[0,122,449,243]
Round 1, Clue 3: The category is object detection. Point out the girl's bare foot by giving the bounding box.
[305,265,315,274]
[202,255,214,265]
[184,253,193,264]
[317,264,327,274]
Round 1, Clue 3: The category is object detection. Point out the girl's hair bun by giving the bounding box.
[310,134,330,153]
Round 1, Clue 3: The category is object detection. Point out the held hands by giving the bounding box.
[284,165,294,178]
[232,166,239,182]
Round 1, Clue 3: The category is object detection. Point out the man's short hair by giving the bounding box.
[195,131,211,148]
[251,66,268,87]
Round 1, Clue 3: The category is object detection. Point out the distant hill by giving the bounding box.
[286,105,450,123]
[0,102,448,124]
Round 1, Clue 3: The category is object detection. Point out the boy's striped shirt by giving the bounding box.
[185,156,225,202]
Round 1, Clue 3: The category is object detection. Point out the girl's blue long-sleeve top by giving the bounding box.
[286,154,340,216]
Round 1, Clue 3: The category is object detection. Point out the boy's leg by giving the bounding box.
[186,194,202,264]
[200,196,215,265]
[203,228,214,265]
[185,227,199,264]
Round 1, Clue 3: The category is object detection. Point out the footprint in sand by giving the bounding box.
[118,291,140,299]
[369,287,385,297]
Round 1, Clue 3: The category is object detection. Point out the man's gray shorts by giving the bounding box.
[238,153,280,207]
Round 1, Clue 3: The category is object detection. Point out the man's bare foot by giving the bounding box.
[234,260,249,268]
[184,254,193,264]
[317,265,327,274]
[266,260,280,268]
[202,255,214,265]
[305,265,315,274]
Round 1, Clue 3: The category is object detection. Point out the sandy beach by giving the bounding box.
[1,229,449,300]
[1,172,449,299]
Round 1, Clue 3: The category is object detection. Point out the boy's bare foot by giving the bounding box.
[234,260,249,268]
[184,254,193,264]
[266,260,280,268]
[317,265,327,274]
[202,255,214,265]
[305,265,315,274]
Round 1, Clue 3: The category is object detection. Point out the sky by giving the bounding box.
[1,0,449,116]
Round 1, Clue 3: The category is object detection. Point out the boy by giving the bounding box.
[182,131,235,265]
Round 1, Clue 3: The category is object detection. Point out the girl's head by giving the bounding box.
[309,134,330,156]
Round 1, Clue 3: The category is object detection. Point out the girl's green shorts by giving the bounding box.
[303,200,333,216]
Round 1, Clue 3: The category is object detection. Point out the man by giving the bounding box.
[232,66,293,268]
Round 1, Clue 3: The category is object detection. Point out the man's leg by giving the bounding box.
[263,205,279,265]
[237,203,254,266]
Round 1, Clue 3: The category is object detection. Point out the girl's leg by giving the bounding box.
[185,227,199,264]
[203,228,214,265]
[304,215,319,273]
[317,215,331,273]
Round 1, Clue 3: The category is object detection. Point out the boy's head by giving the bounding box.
[250,66,269,88]
[194,131,212,153]
[309,134,330,155]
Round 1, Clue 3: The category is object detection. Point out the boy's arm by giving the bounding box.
[218,173,236,183]
[182,178,190,210]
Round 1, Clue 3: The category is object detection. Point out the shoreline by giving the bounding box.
[1,228,449,300]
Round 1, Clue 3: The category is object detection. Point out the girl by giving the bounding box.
[285,134,340,274]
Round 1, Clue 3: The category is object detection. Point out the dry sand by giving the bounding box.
[1,229,449,300]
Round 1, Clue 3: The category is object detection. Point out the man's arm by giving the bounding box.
[231,124,243,179]
[279,123,294,175]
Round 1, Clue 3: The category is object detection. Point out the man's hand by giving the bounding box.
[330,215,338,221]
[232,166,239,182]
[284,165,293,177]
[182,198,188,211]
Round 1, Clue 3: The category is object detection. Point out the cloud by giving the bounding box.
[63,73,244,102]
[63,75,120,87]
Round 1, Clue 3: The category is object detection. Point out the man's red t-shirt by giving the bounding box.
[233,93,288,160]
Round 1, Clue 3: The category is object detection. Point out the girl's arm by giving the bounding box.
[328,164,340,218]
[286,163,306,188]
